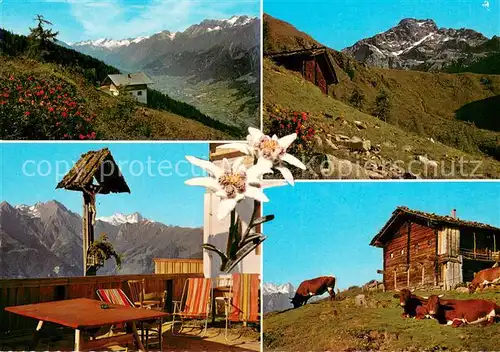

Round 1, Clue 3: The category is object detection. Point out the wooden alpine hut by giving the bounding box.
[267,47,338,94]
[370,206,500,291]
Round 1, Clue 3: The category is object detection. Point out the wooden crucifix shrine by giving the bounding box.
[56,148,130,276]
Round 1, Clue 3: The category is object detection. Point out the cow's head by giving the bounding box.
[425,295,440,315]
[289,296,302,309]
[424,294,444,315]
[468,283,477,294]
[393,288,413,307]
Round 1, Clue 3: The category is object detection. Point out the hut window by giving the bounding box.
[137,91,142,96]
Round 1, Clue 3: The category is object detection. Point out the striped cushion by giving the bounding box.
[181,278,211,317]
[229,274,259,322]
[96,288,135,307]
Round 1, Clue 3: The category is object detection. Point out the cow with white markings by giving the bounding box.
[425,294,500,327]
[468,267,500,294]
[290,276,336,309]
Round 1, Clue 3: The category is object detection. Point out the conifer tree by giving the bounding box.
[28,14,59,60]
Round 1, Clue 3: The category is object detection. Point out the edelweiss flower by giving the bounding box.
[185,156,271,220]
[218,127,306,185]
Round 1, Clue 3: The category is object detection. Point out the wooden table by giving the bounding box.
[5,298,169,351]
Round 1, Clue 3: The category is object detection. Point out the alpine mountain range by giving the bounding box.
[0,200,203,279]
[66,15,260,130]
[342,18,499,71]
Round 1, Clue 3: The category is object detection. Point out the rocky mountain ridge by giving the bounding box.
[263,282,296,313]
[342,18,497,71]
[0,200,202,278]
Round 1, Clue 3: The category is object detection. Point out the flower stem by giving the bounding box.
[226,208,236,257]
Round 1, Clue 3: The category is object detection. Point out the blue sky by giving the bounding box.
[263,181,500,290]
[0,0,260,43]
[265,0,500,49]
[1,142,210,228]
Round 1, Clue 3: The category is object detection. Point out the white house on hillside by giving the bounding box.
[100,72,153,104]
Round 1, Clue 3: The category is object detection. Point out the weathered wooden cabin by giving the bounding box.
[101,72,153,104]
[370,207,500,290]
[268,47,338,94]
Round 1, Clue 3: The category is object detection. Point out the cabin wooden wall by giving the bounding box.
[383,221,437,290]
[315,62,327,94]
[0,273,202,334]
[304,59,316,88]
[154,258,203,275]
[437,227,462,289]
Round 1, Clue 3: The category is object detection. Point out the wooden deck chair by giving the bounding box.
[172,278,212,338]
[225,273,260,340]
[128,279,166,310]
[96,288,163,350]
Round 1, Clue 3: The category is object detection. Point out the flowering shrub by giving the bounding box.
[266,107,316,155]
[1,73,97,139]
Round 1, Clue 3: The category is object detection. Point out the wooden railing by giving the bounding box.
[153,258,203,275]
[0,273,203,334]
[461,249,500,262]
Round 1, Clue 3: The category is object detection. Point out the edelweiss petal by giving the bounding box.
[215,143,251,155]
[281,153,306,170]
[247,163,273,180]
[217,199,238,220]
[244,186,270,203]
[248,127,264,141]
[278,133,297,150]
[185,156,222,177]
[184,177,220,191]
[276,166,295,186]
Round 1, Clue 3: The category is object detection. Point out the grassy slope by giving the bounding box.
[264,59,500,178]
[264,289,500,351]
[1,57,230,140]
[263,14,500,159]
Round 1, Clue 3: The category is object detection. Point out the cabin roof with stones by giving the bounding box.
[370,206,500,247]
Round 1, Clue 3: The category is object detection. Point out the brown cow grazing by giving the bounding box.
[393,289,429,319]
[425,295,500,327]
[290,276,336,309]
[468,267,500,293]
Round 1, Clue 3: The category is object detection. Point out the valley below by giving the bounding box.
[68,15,261,132]
[151,74,259,130]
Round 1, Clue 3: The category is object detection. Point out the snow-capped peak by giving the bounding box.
[224,15,255,27]
[97,212,146,226]
[69,15,255,48]
[71,36,149,49]
[15,203,42,218]
[262,282,295,295]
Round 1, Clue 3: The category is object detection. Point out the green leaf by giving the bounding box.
[223,236,267,273]
[202,243,228,268]
[249,215,275,228]
[240,233,266,247]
